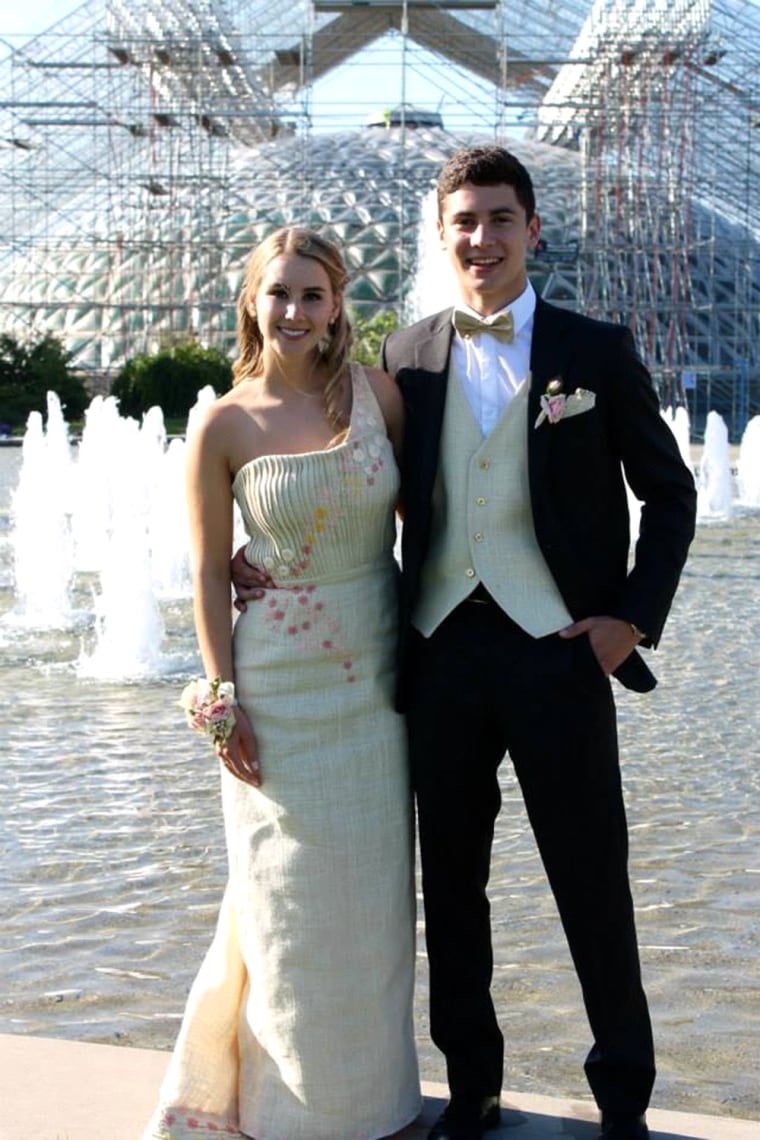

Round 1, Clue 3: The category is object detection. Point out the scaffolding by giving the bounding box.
[534,0,759,433]
[0,0,294,373]
[0,0,514,375]
[0,0,758,434]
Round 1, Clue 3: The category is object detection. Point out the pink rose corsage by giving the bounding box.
[179,676,237,745]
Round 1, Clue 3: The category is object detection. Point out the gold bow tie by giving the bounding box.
[452,309,514,343]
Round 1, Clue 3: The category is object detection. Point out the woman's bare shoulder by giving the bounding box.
[197,383,258,424]
[188,384,259,458]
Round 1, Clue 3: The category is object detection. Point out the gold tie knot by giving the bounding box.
[452,309,514,343]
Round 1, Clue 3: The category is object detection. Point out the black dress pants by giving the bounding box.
[406,597,655,1114]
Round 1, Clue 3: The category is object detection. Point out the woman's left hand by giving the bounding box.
[216,705,262,786]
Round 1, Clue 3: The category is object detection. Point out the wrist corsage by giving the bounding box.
[180,676,237,745]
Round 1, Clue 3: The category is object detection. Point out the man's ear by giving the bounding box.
[527,212,542,249]
[437,218,447,249]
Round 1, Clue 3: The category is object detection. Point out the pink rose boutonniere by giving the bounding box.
[539,379,566,424]
[534,377,597,428]
[180,676,237,745]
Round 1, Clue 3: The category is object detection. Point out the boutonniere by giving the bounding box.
[534,377,596,428]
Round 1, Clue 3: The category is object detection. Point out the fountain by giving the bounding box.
[697,409,735,519]
[2,387,760,1123]
[406,189,458,321]
[1,390,218,678]
[662,405,693,472]
[1,344,759,1122]
[7,393,75,628]
[77,506,166,680]
[737,414,760,508]
[72,402,168,678]
[1,364,755,677]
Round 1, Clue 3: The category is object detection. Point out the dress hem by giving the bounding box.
[146,1092,424,1140]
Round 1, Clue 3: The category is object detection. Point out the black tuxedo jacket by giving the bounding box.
[381,296,697,701]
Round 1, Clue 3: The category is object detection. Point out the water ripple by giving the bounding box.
[1,460,759,1119]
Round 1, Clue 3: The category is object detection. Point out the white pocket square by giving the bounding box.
[534,387,596,428]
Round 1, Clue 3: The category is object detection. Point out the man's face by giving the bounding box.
[437,182,541,315]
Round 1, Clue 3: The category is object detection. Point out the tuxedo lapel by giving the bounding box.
[528,298,573,494]
[400,310,453,496]
[528,298,573,417]
[412,309,453,372]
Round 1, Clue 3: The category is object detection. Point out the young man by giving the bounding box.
[380,146,697,1140]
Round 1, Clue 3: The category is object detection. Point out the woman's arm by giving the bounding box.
[186,408,261,785]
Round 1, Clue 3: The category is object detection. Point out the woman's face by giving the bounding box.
[251,253,340,360]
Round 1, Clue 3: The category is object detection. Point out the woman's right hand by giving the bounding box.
[216,705,262,787]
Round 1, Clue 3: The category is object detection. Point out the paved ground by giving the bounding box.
[0,1035,757,1140]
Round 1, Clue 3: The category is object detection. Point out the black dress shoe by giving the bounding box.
[599,1112,650,1140]
[428,1095,501,1140]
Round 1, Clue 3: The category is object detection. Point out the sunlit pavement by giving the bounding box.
[0,1035,757,1140]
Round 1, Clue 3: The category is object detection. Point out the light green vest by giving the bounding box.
[412,363,572,638]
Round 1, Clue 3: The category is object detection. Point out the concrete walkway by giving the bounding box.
[0,1035,757,1140]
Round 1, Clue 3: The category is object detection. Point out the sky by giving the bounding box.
[0,1,74,48]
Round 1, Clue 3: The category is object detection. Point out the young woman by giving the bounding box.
[144,227,420,1140]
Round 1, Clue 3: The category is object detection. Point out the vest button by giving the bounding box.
[479,460,490,470]
[476,496,486,506]
[465,568,475,578]
[474,533,483,542]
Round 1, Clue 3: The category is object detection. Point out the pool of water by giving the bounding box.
[1,446,758,1122]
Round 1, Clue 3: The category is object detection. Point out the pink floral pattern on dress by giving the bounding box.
[245,374,394,684]
[256,583,356,683]
[154,1106,240,1136]
[344,428,387,491]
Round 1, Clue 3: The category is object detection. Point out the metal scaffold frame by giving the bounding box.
[0,0,757,435]
[534,0,759,433]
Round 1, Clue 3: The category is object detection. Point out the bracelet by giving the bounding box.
[628,622,647,641]
[179,676,237,745]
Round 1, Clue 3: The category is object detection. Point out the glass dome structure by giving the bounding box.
[0,0,757,434]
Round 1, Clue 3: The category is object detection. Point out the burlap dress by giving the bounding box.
[144,365,420,1140]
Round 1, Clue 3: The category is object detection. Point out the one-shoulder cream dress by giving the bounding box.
[145,366,420,1140]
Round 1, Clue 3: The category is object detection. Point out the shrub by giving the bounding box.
[0,333,89,427]
[112,340,232,419]
[350,310,399,366]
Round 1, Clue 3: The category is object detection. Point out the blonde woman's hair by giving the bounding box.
[233,226,353,433]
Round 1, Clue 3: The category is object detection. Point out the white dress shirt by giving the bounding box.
[451,282,535,437]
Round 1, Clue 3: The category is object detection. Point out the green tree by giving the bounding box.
[112,340,233,419]
[350,310,399,366]
[0,333,88,429]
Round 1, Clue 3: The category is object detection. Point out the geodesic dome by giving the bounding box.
[0,124,588,369]
[0,0,758,434]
